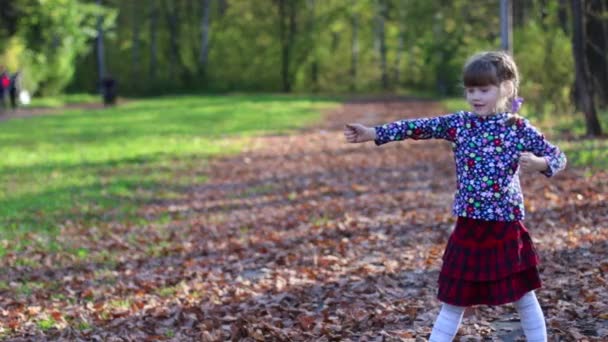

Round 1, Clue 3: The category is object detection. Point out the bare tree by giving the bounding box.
[571,0,603,136]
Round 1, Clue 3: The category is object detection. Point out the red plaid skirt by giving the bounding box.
[437,217,541,306]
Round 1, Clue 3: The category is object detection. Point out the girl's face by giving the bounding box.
[465,84,504,116]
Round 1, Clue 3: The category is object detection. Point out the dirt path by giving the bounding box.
[2,98,606,340]
[185,99,607,341]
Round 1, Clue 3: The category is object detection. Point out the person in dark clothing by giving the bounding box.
[101,75,117,106]
[0,66,9,111]
[9,71,21,110]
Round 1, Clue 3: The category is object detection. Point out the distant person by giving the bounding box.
[0,66,9,111]
[344,51,566,341]
[101,75,117,106]
[9,71,22,110]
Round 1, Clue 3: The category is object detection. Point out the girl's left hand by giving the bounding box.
[519,152,548,172]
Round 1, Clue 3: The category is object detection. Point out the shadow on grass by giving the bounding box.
[0,151,214,235]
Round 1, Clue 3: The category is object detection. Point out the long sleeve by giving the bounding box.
[521,120,567,177]
[374,112,463,146]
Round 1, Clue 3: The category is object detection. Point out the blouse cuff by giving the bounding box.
[540,155,561,177]
[374,126,389,146]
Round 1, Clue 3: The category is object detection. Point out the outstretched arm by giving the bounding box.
[345,113,462,145]
[372,113,462,145]
[344,123,376,143]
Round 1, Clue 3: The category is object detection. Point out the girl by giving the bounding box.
[344,51,566,341]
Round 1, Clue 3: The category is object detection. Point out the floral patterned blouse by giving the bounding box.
[374,111,567,221]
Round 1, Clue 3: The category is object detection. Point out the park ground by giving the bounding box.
[0,95,607,341]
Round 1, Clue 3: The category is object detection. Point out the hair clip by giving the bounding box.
[511,97,524,113]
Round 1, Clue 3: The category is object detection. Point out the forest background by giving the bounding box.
[1,0,607,125]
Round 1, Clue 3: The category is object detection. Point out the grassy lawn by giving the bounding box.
[440,97,608,170]
[28,93,101,108]
[0,94,339,250]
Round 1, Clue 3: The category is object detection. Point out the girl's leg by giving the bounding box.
[429,303,465,342]
[514,291,547,342]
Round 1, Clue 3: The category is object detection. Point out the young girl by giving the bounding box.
[344,51,566,341]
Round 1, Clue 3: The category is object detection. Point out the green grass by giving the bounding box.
[439,97,469,114]
[37,318,56,331]
[0,94,338,245]
[440,97,608,170]
[28,93,101,108]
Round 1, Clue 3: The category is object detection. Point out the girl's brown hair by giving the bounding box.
[463,51,522,118]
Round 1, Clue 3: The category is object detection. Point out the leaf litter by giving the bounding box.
[1,98,606,341]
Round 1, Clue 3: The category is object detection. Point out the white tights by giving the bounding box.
[428,291,547,341]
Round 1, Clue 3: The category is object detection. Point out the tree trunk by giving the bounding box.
[571,0,603,136]
[0,1,19,35]
[278,0,289,92]
[377,0,388,90]
[163,0,181,80]
[149,0,159,81]
[288,1,297,91]
[588,0,608,108]
[200,0,211,73]
[131,1,141,83]
[394,4,407,87]
[308,0,318,92]
[433,11,447,96]
[600,0,608,108]
[558,0,569,34]
[350,11,358,91]
[394,32,404,86]
[513,0,525,28]
[218,0,228,16]
[96,0,106,93]
[277,0,296,92]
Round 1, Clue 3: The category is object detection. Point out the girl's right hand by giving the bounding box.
[344,123,376,143]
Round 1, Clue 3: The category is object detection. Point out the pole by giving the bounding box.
[500,0,513,54]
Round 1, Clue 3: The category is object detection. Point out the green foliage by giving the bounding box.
[1,0,116,95]
[0,0,583,106]
[1,0,604,135]
[0,94,338,237]
[514,6,574,118]
[68,0,509,94]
